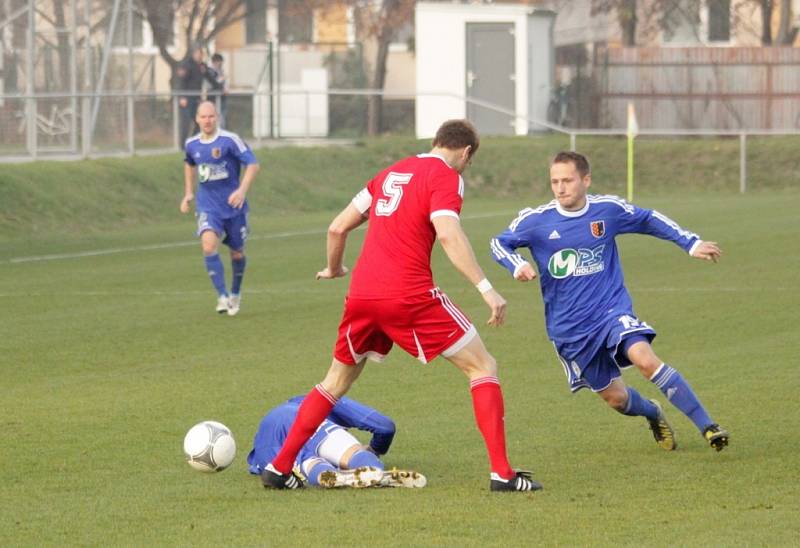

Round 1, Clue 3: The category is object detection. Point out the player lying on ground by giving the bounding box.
[248,395,425,488]
[261,119,541,492]
[180,101,259,316]
[491,151,729,451]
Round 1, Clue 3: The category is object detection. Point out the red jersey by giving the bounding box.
[348,153,465,299]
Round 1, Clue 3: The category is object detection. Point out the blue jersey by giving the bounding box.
[184,130,257,219]
[491,195,701,344]
[247,396,396,474]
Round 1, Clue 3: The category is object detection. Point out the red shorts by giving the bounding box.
[334,287,477,365]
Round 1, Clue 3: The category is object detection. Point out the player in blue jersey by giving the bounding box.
[248,395,426,488]
[181,101,259,316]
[491,151,729,451]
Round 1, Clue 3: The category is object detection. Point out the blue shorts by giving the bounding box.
[553,313,656,393]
[196,210,249,251]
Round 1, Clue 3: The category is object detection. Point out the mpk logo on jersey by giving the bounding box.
[590,220,605,238]
[197,162,229,183]
[547,245,605,279]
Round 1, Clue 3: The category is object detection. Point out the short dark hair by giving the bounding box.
[432,119,480,157]
[212,53,223,63]
[552,151,590,177]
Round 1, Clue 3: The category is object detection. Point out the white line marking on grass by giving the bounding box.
[5,212,514,264]
[5,228,326,264]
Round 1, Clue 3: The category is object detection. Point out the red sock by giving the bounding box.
[470,376,514,479]
[271,384,337,474]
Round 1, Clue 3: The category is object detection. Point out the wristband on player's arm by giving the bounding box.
[475,278,493,294]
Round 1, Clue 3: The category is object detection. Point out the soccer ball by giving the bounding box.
[183,420,236,472]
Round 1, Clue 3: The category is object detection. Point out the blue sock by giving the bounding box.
[348,449,384,470]
[305,459,336,487]
[203,254,227,296]
[231,256,246,295]
[651,364,714,432]
[622,387,659,420]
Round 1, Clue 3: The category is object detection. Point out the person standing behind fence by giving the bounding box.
[177,46,207,149]
[206,53,228,128]
[180,101,259,316]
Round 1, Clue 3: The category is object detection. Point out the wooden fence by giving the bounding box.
[596,47,800,130]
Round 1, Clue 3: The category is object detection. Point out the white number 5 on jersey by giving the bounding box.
[375,172,413,216]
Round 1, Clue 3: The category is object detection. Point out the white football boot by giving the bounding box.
[317,466,383,489]
[215,295,230,314]
[380,468,427,488]
[227,294,241,316]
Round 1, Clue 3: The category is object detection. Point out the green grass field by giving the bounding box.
[1,182,798,545]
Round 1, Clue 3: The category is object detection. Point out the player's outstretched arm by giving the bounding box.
[180,164,195,214]
[433,216,506,326]
[316,203,368,280]
[690,240,722,263]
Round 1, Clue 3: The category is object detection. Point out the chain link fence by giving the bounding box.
[2,1,799,196]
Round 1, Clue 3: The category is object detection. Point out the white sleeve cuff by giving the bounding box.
[430,210,460,221]
[688,240,702,256]
[352,188,372,214]
[513,262,532,278]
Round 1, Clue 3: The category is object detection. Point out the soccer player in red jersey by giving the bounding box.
[262,120,541,492]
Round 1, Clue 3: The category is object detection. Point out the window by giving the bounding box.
[390,19,414,52]
[112,11,145,48]
[108,3,174,53]
[279,0,313,43]
[662,0,700,43]
[246,0,267,44]
[707,0,731,42]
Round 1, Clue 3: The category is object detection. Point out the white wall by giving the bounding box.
[528,13,556,130]
[254,68,328,138]
[415,2,545,139]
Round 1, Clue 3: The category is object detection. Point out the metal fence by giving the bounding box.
[0,88,418,159]
[2,87,800,195]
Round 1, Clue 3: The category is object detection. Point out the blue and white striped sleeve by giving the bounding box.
[491,209,535,278]
[617,203,701,255]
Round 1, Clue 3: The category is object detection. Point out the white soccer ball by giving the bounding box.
[183,420,236,472]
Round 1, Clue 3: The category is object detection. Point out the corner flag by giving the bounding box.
[626,102,638,202]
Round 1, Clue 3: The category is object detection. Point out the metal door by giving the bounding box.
[466,23,516,135]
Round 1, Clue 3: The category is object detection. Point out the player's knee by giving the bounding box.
[634,357,661,378]
[473,353,497,376]
[230,250,244,261]
[601,390,628,412]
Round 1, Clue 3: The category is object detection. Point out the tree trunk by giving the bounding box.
[366,0,398,136]
[141,1,179,88]
[619,0,637,46]
[367,30,392,136]
[761,0,773,45]
[775,0,792,44]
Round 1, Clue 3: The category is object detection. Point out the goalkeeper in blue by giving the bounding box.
[491,151,728,452]
[248,395,426,488]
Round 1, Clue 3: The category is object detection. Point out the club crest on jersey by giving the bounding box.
[211,147,222,159]
[548,245,605,279]
[590,220,605,238]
